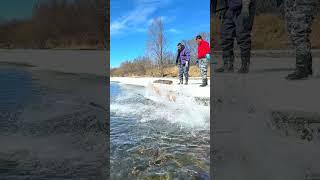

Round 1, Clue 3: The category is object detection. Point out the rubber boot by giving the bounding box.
[286,67,309,80]
[307,54,313,76]
[200,79,208,87]
[178,80,183,85]
[286,54,309,80]
[184,78,188,85]
[216,63,234,73]
[238,57,250,73]
[308,63,313,76]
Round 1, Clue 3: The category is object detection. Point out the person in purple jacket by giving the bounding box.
[176,43,191,85]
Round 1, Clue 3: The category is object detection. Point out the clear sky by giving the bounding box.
[0,0,35,21]
[110,0,210,68]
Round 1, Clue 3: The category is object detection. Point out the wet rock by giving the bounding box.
[131,167,140,176]
[150,153,174,166]
[194,97,210,106]
[140,148,159,158]
[0,154,18,174]
[137,146,146,155]
[142,173,171,180]
[131,166,146,176]
[230,98,237,104]
[153,80,173,85]
[270,110,320,141]
[248,105,256,114]
[301,128,314,141]
[154,159,163,165]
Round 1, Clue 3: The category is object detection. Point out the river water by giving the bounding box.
[0,63,107,179]
[110,82,210,179]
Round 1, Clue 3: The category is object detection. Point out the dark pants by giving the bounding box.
[221,1,256,63]
[284,0,317,68]
[179,63,189,82]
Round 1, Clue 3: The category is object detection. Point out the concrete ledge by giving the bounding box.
[213,56,320,180]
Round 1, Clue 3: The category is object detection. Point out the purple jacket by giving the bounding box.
[228,0,242,10]
[179,47,190,65]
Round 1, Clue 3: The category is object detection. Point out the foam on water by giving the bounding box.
[111,83,210,130]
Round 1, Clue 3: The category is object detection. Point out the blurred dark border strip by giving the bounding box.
[106,0,110,179]
[210,0,216,179]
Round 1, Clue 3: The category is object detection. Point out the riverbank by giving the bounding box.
[111,64,211,77]
[213,56,320,180]
[0,49,108,76]
[111,77,210,98]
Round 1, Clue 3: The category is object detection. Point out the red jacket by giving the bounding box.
[197,40,210,59]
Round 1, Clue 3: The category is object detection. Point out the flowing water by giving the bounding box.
[111,82,210,179]
[0,64,107,179]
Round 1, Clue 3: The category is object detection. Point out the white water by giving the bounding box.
[111,83,210,130]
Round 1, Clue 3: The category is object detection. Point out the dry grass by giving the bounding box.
[252,15,289,49]
[212,15,320,50]
[150,65,210,77]
[253,15,320,49]
[311,17,320,49]
[112,65,211,78]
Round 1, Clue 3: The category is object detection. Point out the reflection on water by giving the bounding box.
[111,83,210,179]
[0,68,34,112]
[0,64,107,179]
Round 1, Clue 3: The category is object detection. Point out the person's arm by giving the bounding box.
[185,49,191,66]
[205,41,210,54]
[176,51,180,65]
[186,49,191,61]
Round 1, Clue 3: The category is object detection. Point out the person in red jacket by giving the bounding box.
[196,35,210,87]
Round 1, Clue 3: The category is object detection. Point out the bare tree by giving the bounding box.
[110,56,154,77]
[0,0,107,49]
[199,32,210,42]
[163,51,176,65]
[147,18,167,76]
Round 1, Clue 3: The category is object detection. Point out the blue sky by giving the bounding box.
[110,0,210,68]
[0,0,35,21]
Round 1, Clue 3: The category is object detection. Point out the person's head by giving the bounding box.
[195,35,203,43]
[177,42,184,50]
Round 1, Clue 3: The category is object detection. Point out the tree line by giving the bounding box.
[0,0,106,49]
[215,0,319,15]
[111,18,209,77]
